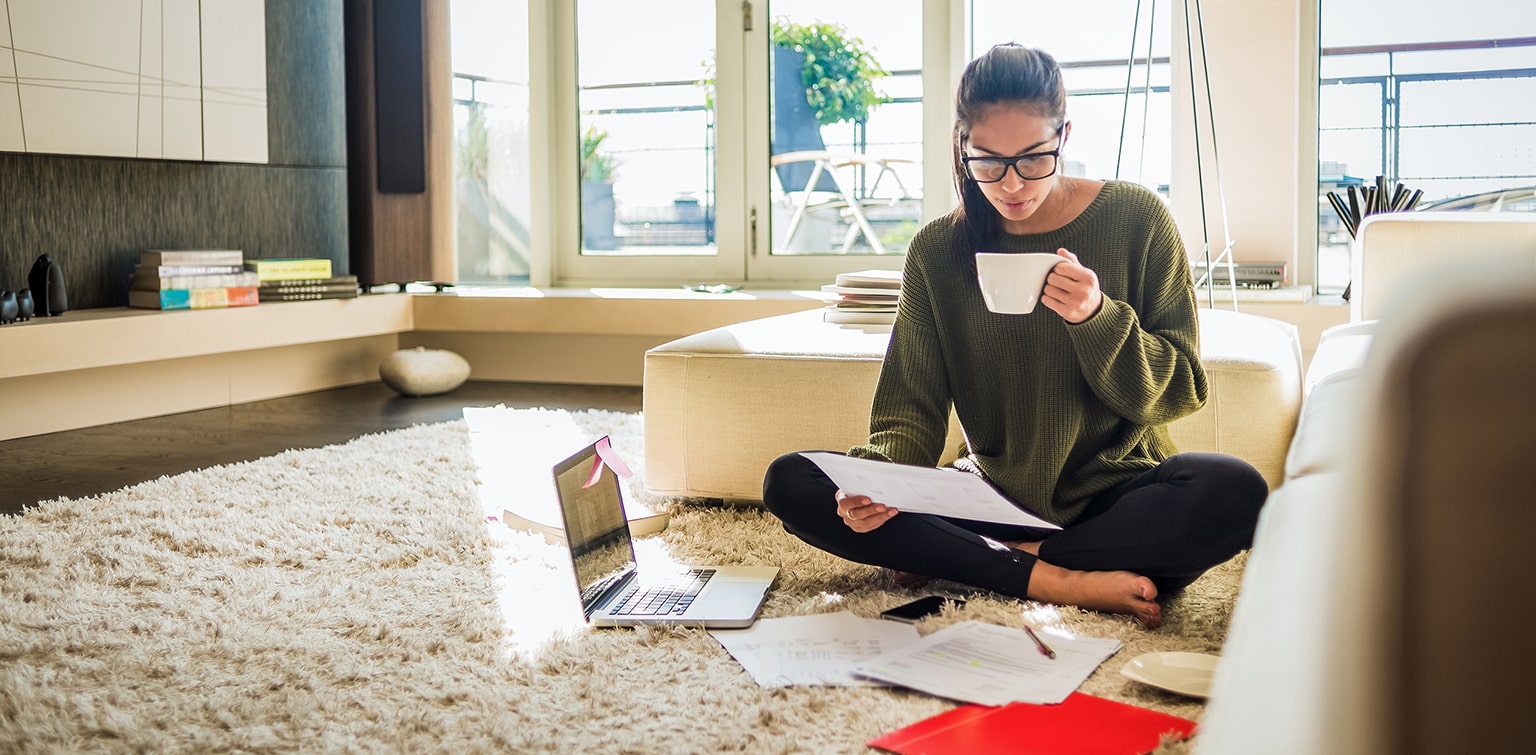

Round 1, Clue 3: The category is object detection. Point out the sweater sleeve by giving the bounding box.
[1064,201,1208,426]
[846,228,954,467]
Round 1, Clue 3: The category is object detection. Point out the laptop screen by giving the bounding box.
[552,438,638,617]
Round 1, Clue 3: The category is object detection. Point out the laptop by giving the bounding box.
[552,437,778,628]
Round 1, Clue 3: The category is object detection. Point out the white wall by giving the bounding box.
[1170,0,1317,285]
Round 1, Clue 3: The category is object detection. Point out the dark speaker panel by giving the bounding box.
[372,0,425,194]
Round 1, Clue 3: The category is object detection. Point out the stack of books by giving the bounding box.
[128,249,260,310]
[1190,260,1287,289]
[244,258,359,302]
[821,269,901,325]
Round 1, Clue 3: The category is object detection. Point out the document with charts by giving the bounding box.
[851,620,1122,706]
[799,452,1060,529]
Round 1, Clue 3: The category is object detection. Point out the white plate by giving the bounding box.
[1119,652,1221,698]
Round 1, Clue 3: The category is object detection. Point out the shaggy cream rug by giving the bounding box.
[0,409,1241,753]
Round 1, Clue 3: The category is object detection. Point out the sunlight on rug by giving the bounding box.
[0,408,1241,752]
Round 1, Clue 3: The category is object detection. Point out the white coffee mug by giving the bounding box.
[975,252,1065,314]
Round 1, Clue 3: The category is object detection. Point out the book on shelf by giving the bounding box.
[257,275,359,295]
[258,289,361,302]
[131,270,260,290]
[244,257,334,281]
[128,285,260,310]
[139,249,244,266]
[867,692,1197,755]
[1190,259,1286,288]
[136,263,246,277]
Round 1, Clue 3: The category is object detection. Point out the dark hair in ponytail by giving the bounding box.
[949,44,1068,259]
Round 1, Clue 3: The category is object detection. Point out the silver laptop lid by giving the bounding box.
[552,437,638,621]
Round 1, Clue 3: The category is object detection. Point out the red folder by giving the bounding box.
[867,692,1197,755]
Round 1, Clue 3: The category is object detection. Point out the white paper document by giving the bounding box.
[799,452,1061,529]
[709,611,920,688]
[850,620,1122,706]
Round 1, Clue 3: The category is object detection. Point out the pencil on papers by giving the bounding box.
[1023,624,1056,659]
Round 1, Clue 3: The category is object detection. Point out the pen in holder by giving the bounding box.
[1325,176,1422,301]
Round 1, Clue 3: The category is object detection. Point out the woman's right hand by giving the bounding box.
[835,489,898,533]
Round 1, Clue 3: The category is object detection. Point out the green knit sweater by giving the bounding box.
[848,180,1207,525]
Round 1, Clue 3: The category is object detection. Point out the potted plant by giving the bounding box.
[695,20,890,128]
[770,20,890,129]
[580,125,621,250]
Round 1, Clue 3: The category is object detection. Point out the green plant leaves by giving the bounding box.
[772,19,890,127]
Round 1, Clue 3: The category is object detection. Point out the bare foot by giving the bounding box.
[1027,562,1162,628]
[891,570,931,589]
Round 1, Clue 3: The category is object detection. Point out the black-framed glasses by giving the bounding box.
[962,126,1066,183]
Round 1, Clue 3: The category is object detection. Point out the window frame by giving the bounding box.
[527,0,961,289]
[506,0,1322,292]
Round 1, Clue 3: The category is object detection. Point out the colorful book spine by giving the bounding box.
[243,258,334,281]
[136,264,246,277]
[128,286,260,310]
[139,249,245,266]
[131,271,261,290]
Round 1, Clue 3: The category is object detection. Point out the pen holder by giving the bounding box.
[1325,176,1422,301]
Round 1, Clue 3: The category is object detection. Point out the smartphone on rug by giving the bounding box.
[879,595,963,624]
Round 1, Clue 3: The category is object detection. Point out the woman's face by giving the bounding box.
[963,104,1069,234]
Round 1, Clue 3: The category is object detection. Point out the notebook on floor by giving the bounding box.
[552,437,778,628]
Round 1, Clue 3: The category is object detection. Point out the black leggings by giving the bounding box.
[761,451,1268,598]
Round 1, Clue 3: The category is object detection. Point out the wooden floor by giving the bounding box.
[0,381,642,516]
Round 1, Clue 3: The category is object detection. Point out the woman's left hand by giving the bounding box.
[1042,248,1103,324]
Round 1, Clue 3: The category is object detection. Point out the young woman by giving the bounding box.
[761,44,1268,629]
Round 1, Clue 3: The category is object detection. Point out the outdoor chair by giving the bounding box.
[770,46,915,254]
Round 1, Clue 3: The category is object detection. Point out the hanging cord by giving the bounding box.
[1195,0,1236,291]
[1114,0,1158,186]
[1138,0,1156,185]
[1182,0,1237,309]
[1115,0,1144,180]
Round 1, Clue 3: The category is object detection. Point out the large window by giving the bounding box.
[447,1,1181,288]
[450,0,533,285]
[971,0,1172,199]
[1317,1,1536,294]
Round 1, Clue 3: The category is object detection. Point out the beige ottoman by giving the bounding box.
[644,307,1301,501]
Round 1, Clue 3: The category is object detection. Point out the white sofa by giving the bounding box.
[643,303,1303,501]
[1197,213,1536,754]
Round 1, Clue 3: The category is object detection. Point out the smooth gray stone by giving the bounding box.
[379,348,471,397]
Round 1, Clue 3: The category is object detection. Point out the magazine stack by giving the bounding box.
[820,269,901,325]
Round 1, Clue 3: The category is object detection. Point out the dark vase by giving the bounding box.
[27,254,68,316]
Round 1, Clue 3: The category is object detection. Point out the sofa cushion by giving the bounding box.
[1197,472,1352,755]
[1164,308,1302,489]
[1304,321,1375,395]
[1283,369,1359,480]
[1352,212,1536,321]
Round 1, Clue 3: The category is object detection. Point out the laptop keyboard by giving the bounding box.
[608,569,716,617]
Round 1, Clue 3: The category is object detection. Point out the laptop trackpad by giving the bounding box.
[699,583,767,614]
